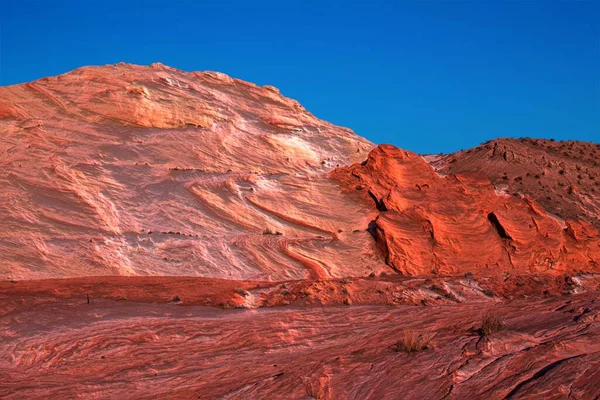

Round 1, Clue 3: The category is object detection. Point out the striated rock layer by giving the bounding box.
[0,63,383,280]
[1,288,599,399]
[429,138,600,229]
[1,64,599,399]
[331,145,600,276]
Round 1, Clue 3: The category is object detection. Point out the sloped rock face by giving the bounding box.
[0,63,384,280]
[429,138,600,229]
[1,65,600,399]
[332,145,600,276]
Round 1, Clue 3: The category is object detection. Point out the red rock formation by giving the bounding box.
[429,138,600,228]
[1,285,599,399]
[332,145,600,276]
[0,63,383,280]
[1,64,599,399]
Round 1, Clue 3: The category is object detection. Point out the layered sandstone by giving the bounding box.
[1,286,598,399]
[0,63,383,280]
[331,145,600,276]
[1,64,599,400]
[430,138,600,228]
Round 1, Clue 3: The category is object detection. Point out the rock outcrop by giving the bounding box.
[331,145,600,276]
[0,63,383,280]
[2,284,599,399]
[429,138,600,228]
[1,64,599,399]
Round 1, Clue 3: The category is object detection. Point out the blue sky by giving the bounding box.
[2,1,598,153]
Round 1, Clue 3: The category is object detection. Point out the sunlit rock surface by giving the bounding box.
[0,63,382,280]
[331,144,600,276]
[429,138,600,229]
[1,285,599,399]
[1,64,599,399]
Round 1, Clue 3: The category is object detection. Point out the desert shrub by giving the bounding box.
[480,312,505,336]
[391,330,433,353]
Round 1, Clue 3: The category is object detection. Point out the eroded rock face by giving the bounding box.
[331,145,600,276]
[429,138,600,229]
[0,63,384,280]
[1,64,599,399]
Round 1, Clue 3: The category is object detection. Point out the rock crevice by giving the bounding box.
[331,145,600,276]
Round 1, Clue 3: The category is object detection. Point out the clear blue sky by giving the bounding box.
[2,1,599,153]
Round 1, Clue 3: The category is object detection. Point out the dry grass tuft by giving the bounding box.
[391,330,433,353]
[480,312,505,336]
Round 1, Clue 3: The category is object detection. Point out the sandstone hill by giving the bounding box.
[431,138,600,228]
[1,64,598,399]
[0,63,381,280]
